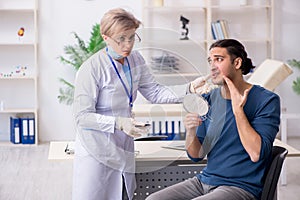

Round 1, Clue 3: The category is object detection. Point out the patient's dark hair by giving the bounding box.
[209,39,255,75]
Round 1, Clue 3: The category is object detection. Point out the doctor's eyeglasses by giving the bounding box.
[110,33,141,46]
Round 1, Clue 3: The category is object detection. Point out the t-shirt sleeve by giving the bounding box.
[252,93,281,160]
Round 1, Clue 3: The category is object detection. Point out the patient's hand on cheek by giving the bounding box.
[223,76,249,113]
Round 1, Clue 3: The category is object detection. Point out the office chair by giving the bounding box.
[261,146,288,200]
[247,59,293,91]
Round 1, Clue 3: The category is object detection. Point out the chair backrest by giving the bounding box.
[261,146,288,200]
[247,59,293,91]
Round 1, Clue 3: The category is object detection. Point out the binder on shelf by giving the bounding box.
[28,118,35,144]
[10,117,21,144]
[21,118,35,144]
[21,118,29,144]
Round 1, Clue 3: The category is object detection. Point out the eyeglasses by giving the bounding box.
[110,33,141,46]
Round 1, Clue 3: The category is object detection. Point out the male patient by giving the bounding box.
[146,39,281,200]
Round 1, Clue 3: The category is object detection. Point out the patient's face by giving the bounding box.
[208,47,235,85]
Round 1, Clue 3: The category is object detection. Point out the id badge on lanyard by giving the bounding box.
[106,48,134,115]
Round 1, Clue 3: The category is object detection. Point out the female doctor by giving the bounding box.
[72,8,207,200]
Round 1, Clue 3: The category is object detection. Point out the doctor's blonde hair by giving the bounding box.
[100,8,141,37]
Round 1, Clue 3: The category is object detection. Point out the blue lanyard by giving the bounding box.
[106,48,133,108]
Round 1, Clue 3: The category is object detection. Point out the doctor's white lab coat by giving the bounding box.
[73,49,188,199]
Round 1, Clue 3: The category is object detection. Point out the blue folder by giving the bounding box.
[10,117,21,144]
[21,118,35,144]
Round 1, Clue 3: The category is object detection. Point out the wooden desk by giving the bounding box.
[274,137,300,185]
[48,140,187,161]
[48,138,300,191]
[48,141,74,160]
[48,139,203,200]
[273,138,300,157]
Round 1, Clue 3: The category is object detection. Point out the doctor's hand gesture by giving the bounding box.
[116,117,149,138]
[190,75,215,94]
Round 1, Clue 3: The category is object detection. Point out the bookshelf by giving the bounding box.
[0,0,38,145]
[140,0,274,81]
[139,0,209,85]
[207,0,274,65]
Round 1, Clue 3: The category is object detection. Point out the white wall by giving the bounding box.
[274,0,300,136]
[38,0,300,141]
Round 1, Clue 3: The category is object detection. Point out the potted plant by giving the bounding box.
[58,23,106,105]
[287,59,300,95]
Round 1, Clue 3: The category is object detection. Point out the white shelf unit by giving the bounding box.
[0,0,38,145]
[140,0,274,82]
[207,0,274,66]
[138,0,209,85]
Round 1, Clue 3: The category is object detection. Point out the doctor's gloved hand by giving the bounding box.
[116,117,149,138]
[190,75,217,95]
[190,75,211,94]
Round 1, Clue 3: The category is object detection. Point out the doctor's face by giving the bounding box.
[208,47,236,86]
[106,29,140,57]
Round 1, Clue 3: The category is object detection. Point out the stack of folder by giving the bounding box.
[10,117,35,144]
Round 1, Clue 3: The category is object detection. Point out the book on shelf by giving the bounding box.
[219,19,229,39]
[215,21,224,39]
[211,19,229,40]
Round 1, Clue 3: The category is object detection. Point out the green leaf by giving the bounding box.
[58,78,75,88]
[64,45,85,70]
[58,23,106,105]
[57,78,75,105]
[59,56,76,68]
[292,77,300,95]
[287,59,300,70]
[72,32,89,54]
[88,23,106,54]
[287,59,300,95]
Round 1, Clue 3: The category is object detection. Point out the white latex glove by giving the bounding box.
[190,75,210,93]
[196,83,218,94]
[190,75,217,94]
[116,117,149,138]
